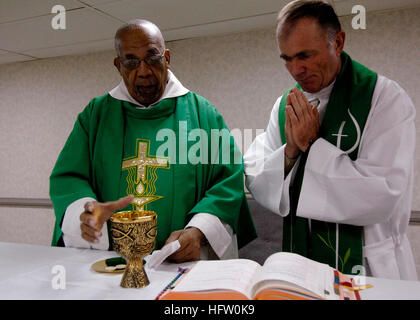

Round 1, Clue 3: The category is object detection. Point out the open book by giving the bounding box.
[160,252,360,300]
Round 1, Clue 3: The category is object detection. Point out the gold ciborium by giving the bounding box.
[110,210,157,288]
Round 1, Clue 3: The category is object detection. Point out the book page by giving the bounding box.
[254,252,336,299]
[172,259,261,299]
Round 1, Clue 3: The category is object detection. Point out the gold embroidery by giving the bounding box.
[122,139,169,211]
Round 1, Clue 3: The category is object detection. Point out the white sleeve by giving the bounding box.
[297,76,416,226]
[61,197,110,250]
[244,96,299,216]
[185,213,238,259]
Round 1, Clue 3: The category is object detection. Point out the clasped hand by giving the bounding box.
[79,194,205,262]
[284,87,320,158]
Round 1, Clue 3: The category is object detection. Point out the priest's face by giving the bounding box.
[277,17,345,93]
[114,28,170,106]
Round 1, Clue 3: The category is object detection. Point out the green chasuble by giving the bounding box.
[278,52,377,274]
[50,91,256,250]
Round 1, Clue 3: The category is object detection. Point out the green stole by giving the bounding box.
[278,52,377,274]
[50,92,257,250]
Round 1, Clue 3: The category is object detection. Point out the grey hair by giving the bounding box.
[276,0,341,44]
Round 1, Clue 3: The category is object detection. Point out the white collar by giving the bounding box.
[304,79,336,102]
[109,69,189,108]
[302,79,336,124]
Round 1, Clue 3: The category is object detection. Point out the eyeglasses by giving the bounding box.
[119,52,165,70]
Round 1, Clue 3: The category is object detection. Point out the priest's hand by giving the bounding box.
[165,227,206,263]
[79,195,134,244]
[286,87,319,152]
[285,93,301,159]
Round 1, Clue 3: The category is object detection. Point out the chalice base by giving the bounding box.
[120,257,149,288]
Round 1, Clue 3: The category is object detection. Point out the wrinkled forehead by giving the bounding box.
[116,25,165,57]
[278,17,325,42]
[277,17,329,53]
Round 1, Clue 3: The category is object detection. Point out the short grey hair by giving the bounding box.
[276,0,341,44]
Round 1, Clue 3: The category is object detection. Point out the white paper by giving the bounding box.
[255,252,335,299]
[147,240,181,270]
[173,259,261,298]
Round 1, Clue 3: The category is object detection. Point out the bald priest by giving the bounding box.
[49,19,256,263]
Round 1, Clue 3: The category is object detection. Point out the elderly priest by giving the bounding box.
[50,19,256,263]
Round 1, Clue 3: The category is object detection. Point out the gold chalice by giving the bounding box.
[110,210,157,288]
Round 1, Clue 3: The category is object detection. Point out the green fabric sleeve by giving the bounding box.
[49,102,97,246]
[187,101,257,248]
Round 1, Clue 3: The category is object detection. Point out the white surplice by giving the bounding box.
[244,75,418,281]
[61,70,238,260]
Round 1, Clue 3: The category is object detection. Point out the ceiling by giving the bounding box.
[1,0,419,65]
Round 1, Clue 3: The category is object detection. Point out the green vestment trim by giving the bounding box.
[278,52,377,273]
[50,91,256,250]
